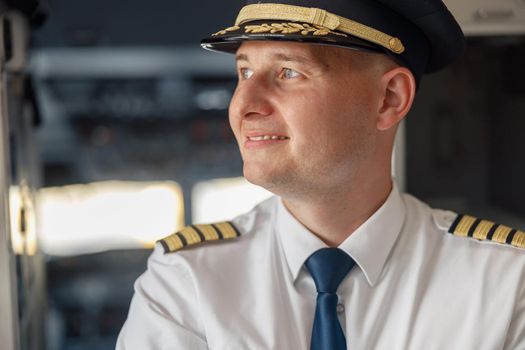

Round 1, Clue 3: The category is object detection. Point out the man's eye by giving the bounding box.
[239,68,253,80]
[282,68,300,79]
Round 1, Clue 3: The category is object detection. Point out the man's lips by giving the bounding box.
[243,132,290,148]
[246,135,289,141]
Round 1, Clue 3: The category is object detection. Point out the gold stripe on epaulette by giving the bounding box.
[492,225,513,244]
[512,231,525,248]
[214,221,240,239]
[449,214,525,249]
[453,215,477,237]
[158,221,241,254]
[180,226,202,245]
[195,224,221,241]
[472,220,494,240]
[163,233,184,252]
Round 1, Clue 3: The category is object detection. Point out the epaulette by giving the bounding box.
[448,214,525,249]
[158,221,241,254]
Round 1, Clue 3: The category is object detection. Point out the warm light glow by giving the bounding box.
[10,184,38,256]
[192,177,273,223]
[37,181,184,256]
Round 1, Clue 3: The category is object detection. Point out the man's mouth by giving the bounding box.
[247,135,289,141]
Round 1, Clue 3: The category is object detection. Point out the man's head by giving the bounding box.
[201,0,464,198]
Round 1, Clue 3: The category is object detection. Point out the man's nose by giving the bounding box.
[230,74,274,120]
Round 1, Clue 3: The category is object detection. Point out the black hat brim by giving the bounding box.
[201,21,385,55]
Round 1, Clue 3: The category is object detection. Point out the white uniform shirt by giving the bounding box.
[117,185,525,349]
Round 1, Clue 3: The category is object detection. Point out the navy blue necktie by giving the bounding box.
[305,248,356,350]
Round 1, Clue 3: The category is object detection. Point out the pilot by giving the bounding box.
[117,1,525,349]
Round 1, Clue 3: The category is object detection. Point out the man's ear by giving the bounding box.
[376,67,416,131]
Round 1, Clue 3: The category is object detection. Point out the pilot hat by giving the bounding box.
[201,0,465,83]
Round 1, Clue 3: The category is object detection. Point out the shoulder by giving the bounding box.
[158,221,241,254]
[155,195,279,258]
[440,212,525,251]
[141,196,279,294]
[403,193,525,253]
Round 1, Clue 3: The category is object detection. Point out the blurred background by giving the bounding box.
[0,0,524,349]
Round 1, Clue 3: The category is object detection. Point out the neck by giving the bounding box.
[282,171,393,247]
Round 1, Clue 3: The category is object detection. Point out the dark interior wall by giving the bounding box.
[406,36,525,218]
[33,0,246,47]
[490,43,525,217]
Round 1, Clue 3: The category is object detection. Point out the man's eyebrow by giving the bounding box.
[273,53,311,63]
[274,52,329,69]
[236,53,249,62]
[235,52,328,69]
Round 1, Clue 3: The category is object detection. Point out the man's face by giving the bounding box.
[229,41,384,197]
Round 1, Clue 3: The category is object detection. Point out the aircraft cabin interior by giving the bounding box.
[0,0,524,349]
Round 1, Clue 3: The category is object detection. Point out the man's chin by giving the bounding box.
[243,170,272,189]
[243,166,294,196]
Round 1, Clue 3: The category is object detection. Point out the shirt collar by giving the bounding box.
[276,182,406,287]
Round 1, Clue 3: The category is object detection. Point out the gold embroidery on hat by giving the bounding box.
[212,26,241,36]
[212,22,348,38]
[241,22,347,36]
[230,3,405,54]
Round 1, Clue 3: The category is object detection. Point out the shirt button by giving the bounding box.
[336,303,345,314]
